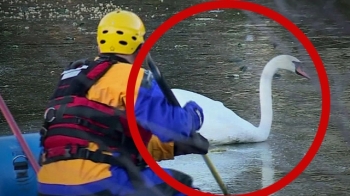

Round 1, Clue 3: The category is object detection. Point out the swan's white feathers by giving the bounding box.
[170,55,302,146]
[171,88,267,145]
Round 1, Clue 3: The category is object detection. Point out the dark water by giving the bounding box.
[1,0,350,195]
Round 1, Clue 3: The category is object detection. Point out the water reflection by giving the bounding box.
[158,142,275,194]
[259,142,274,188]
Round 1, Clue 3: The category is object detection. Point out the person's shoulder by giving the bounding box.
[99,62,149,84]
[103,62,146,75]
[100,61,155,89]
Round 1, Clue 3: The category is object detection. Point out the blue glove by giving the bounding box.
[183,101,204,132]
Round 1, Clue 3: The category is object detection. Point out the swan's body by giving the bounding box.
[172,55,309,146]
[172,88,263,145]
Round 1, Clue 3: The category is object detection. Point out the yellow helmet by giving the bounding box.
[97,10,146,55]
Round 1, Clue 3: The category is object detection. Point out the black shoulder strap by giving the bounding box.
[48,55,131,99]
[75,60,111,91]
[65,58,90,70]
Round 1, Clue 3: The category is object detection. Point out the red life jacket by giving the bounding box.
[39,55,152,168]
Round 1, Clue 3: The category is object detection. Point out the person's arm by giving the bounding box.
[133,70,203,143]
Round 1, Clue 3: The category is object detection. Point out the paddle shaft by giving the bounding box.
[146,54,229,195]
[0,94,40,173]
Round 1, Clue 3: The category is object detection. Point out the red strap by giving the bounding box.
[44,135,89,158]
[86,61,111,79]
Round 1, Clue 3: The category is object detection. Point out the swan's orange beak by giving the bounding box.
[293,61,311,79]
[296,66,311,79]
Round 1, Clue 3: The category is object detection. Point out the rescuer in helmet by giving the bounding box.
[37,9,209,196]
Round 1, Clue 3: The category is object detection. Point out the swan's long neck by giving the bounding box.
[258,62,278,132]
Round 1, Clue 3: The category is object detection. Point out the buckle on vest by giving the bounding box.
[63,148,71,158]
[77,148,90,159]
[75,117,82,125]
[44,107,56,122]
[62,147,91,160]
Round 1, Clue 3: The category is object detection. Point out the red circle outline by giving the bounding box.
[126,1,330,196]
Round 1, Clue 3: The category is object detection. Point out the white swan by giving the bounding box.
[172,55,310,145]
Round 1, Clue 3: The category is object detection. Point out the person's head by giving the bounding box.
[96,10,145,63]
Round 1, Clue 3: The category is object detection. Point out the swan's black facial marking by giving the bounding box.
[293,61,311,79]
